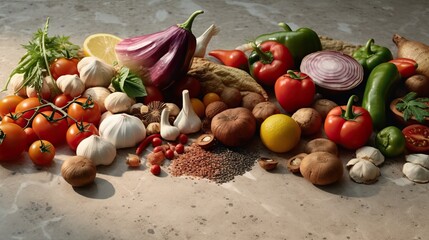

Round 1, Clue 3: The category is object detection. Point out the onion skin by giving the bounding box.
[115,11,203,90]
[300,51,364,91]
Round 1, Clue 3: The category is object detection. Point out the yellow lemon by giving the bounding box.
[83,33,122,65]
[260,114,301,153]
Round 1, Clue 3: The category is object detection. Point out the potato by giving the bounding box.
[405,74,429,97]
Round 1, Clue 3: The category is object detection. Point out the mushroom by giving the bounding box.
[299,152,343,185]
[346,158,381,184]
[287,153,307,173]
[402,163,429,183]
[305,138,338,156]
[356,146,385,166]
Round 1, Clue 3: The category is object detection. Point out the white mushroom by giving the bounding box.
[356,146,385,166]
[405,154,429,169]
[346,158,381,184]
[402,162,429,183]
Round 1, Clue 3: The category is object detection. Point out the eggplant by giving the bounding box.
[115,10,204,90]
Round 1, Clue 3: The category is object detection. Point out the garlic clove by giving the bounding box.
[347,158,381,184]
[402,162,429,183]
[194,24,220,57]
[8,73,27,97]
[355,146,385,166]
[160,108,180,141]
[78,56,116,88]
[174,90,202,134]
[146,122,161,135]
[405,154,429,169]
[104,92,136,113]
[165,102,180,117]
[56,74,85,97]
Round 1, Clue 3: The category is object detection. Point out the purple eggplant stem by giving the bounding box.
[115,10,204,90]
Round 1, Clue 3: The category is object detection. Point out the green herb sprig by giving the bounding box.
[1,17,80,95]
[395,92,429,123]
[111,66,147,98]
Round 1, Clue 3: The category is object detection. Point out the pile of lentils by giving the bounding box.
[168,143,259,184]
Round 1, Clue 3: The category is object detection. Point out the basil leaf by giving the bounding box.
[121,72,147,98]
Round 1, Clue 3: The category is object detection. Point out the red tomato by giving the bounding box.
[152,137,162,147]
[0,123,26,161]
[49,57,79,80]
[66,122,99,151]
[165,149,175,160]
[274,71,316,113]
[389,58,418,79]
[53,94,73,108]
[1,112,27,128]
[178,133,188,144]
[143,85,164,104]
[0,95,25,117]
[175,143,185,154]
[150,164,161,175]
[15,97,51,125]
[32,111,68,146]
[67,97,101,126]
[171,76,201,99]
[28,140,55,166]
[24,127,39,150]
[402,124,429,153]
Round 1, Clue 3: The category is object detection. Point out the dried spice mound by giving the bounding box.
[169,143,258,184]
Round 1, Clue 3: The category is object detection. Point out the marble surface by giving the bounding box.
[1,1,429,239]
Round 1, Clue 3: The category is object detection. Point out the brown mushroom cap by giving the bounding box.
[305,138,338,156]
[300,152,343,185]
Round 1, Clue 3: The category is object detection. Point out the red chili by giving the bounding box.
[208,49,248,71]
[135,133,162,155]
[389,58,418,78]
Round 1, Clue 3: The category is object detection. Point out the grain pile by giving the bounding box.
[169,143,258,184]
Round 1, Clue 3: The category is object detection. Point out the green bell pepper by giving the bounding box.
[254,23,322,68]
[375,126,406,158]
[361,62,401,130]
[352,39,393,76]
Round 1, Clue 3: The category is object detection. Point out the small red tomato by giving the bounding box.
[175,143,185,154]
[178,134,188,144]
[389,58,418,79]
[49,57,79,80]
[152,137,163,147]
[53,94,73,108]
[2,112,27,128]
[24,127,39,150]
[66,122,99,151]
[153,146,164,153]
[28,140,55,166]
[0,95,25,117]
[165,149,175,160]
[150,164,161,176]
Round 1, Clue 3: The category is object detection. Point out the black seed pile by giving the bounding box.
[168,143,259,184]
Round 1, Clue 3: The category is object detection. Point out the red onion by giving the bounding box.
[300,51,364,91]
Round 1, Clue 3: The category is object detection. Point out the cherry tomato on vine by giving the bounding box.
[0,123,26,162]
[1,112,27,128]
[402,124,429,153]
[32,111,68,146]
[0,95,25,117]
[67,97,101,126]
[24,127,39,150]
[66,122,99,151]
[28,140,55,166]
[15,97,52,126]
[49,57,79,80]
[53,94,73,108]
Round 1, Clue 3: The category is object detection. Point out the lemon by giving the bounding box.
[82,33,122,65]
[260,114,301,153]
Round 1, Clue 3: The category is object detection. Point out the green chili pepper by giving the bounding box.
[352,39,393,76]
[361,62,401,130]
[254,23,322,67]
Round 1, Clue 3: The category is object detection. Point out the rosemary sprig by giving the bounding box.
[395,92,429,123]
[1,17,80,95]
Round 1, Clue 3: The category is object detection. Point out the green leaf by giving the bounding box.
[403,108,412,121]
[112,67,147,98]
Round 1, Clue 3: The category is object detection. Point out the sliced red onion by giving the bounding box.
[300,51,364,91]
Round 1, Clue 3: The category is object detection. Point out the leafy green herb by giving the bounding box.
[1,17,80,94]
[111,67,147,98]
[395,92,429,123]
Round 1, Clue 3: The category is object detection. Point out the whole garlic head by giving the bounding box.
[78,57,116,88]
[56,74,85,97]
[356,146,385,166]
[8,73,26,97]
[77,135,117,166]
[346,158,381,184]
[104,92,135,113]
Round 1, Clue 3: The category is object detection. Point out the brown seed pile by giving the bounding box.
[168,143,258,184]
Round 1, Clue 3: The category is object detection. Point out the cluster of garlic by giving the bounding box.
[346,146,385,184]
[402,154,429,183]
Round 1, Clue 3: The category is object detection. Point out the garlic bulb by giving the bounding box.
[194,24,220,57]
[355,146,385,166]
[104,92,135,113]
[402,162,429,183]
[174,90,202,134]
[26,77,50,99]
[76,135,117,166]
[8,73,26,97]
[165,102,180,117]
[78,56,116,88]
[160,108,180,141]
[405,154,429,169]
[56,74,85,97]
[346,158,381,184]
[100,111,113,124]
[82,87,111,113]
[99,113,146,149]
[146,122,161,135]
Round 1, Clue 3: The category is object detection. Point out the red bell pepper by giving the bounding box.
[208,49,248,71]
[388,58,418,78]
[248,40,294,86]
[274,70,315,113]
[324,95,373,150]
